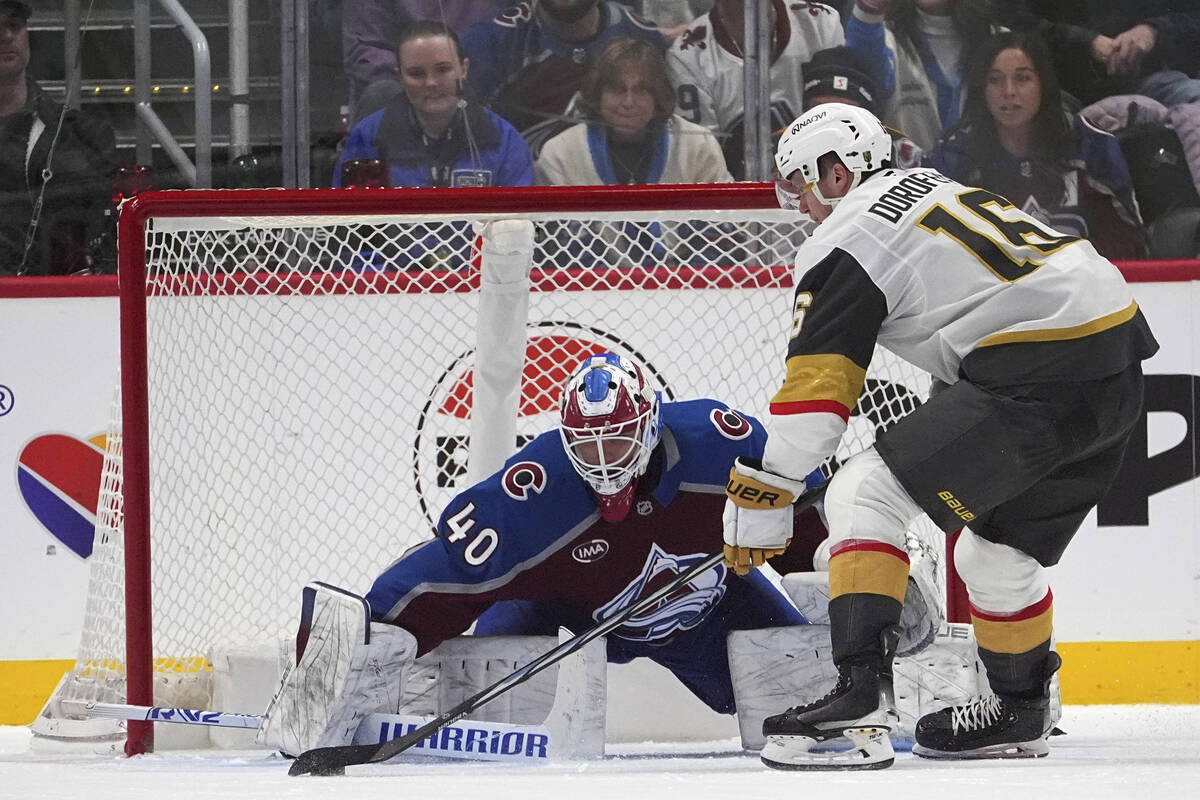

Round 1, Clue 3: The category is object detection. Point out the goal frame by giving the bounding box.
[114,183,788,754]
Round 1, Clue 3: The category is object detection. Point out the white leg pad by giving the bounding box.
[256,582,417,756]
[728,623,1060,750]
[398,633,607,758]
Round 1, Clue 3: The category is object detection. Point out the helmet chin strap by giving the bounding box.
[809,168,862,212]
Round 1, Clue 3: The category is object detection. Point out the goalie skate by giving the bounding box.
[760,663,900,771]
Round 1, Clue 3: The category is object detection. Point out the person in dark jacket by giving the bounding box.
[999,1,1200,108]
[333,19,533,190]
[928,30,1147,260]
[0,0,117,276]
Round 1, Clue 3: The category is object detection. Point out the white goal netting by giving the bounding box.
[37,185,942,746]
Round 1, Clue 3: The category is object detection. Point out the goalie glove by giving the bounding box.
[722,457,811,576]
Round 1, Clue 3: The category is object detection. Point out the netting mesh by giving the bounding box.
[49,196,941,721]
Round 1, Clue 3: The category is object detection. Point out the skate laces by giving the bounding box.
[951,694,1004,734]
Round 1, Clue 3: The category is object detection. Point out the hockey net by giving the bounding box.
[37,184,948,752]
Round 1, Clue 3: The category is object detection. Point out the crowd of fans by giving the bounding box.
[5,0,1200,275]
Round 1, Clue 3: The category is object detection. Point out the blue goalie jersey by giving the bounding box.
[366,399,824,713]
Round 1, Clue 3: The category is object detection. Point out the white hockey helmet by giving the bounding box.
[774,102,892,211]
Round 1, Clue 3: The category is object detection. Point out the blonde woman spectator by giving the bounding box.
[536,36,730,185]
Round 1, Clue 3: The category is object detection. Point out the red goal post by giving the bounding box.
[41,184,952,755]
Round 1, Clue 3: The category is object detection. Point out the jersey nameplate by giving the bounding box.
[866,170,954,227]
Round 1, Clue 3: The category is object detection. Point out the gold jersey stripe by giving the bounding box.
[972,606,1055,654]
[771,353,867,411]
[976,301,1139,348]
[829,549,909,603]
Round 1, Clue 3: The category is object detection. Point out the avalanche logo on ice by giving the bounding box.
[413,321,672,529]
[595,544,726,642]
[16,433,107,559]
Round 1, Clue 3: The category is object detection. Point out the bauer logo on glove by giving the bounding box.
[725,458,799,508]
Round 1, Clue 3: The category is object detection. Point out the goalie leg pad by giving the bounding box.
[256,582,417,756]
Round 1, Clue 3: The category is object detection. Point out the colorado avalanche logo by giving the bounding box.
[710,408,752,440]
[502,461,547,500]
[595,544,726,642]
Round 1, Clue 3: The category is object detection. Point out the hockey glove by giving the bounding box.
[722,457,809,575]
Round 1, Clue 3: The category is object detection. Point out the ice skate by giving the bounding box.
[913,652,1061,760]
[760,662,900,770]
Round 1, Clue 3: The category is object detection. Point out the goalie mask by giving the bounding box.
[774,102,891,219]
[560,353,662,523]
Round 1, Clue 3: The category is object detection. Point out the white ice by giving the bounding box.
[3,706,1198,800]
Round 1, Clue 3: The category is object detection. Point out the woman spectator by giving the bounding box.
[534,36,731,269]
[333,19,533,189]
[535,36,731,186]
[928,30,1147,260]
[846,0,997,151]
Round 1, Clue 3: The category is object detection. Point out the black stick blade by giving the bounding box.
[288,743,373,776]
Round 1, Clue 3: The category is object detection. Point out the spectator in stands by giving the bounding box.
[801,44,924,168]
[461,0,666,157]
[0,0,117,276]
[928,30,1147,261]
[845,0,998,152]
[343,0,509,115]
[536,37,729,185]
[666,0,843,180]
[333,20,533,189]
[535,37,730,269]
[998,2,1200,110]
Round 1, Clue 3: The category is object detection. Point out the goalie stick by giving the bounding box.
[287,484,828,777]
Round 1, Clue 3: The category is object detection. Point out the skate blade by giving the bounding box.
[912,738,1049,760]
[761,726,895,771]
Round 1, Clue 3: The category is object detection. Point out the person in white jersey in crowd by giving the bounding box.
[722,102,1157,769]
[666,0,844,178]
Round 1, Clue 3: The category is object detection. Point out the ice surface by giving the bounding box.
[2,706,1198,800]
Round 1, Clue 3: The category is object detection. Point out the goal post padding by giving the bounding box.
[40,185,943,754]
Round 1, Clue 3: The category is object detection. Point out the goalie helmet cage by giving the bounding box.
[50,183,956,756]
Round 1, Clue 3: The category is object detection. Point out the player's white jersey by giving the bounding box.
[799,167,1142,386]
[762,167,1156,481]
[666,1,843,174]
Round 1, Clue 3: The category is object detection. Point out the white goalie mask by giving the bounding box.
[559,353,662,523]
[774,102,892,218]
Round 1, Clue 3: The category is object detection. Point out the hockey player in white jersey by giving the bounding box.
[722,102,1158,770]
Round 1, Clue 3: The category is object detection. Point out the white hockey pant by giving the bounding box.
[953,528,1049,615]
[818,449,943,655]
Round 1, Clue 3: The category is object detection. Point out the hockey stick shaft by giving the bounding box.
[68,701,263,729]
[289,483,827,776]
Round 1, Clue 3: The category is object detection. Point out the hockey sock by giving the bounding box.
[971,589,1055,697]
[827,538,908,670]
